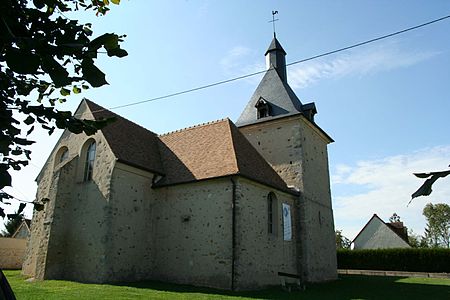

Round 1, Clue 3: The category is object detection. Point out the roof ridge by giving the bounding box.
[84,99,158,136]
[158,118,230,137]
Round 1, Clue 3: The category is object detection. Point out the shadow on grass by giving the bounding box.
[110,275,450,300]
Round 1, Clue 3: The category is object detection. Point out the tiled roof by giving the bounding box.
[155,119,292,193]
[85,100,164,174]
[387,222,409,243]
[156,119,237,185]
[84,101,292,193]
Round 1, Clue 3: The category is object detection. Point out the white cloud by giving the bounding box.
[220,46,265,84]
[332,145,450,240]
[288,42,440,89]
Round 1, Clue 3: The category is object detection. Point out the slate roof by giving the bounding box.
[83,101,292,194]
[352,214,410,244]
[265,36,286,55]
[236,67,303,126]
[155,119,292,193]
[85,100,164,174]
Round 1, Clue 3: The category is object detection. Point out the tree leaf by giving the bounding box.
[14,138,35,146]
[73,86,81,94]
[0,169,12,189]
[111,0,120,4]
[5,48,40,74]
[24,116,35,125]
[26,126,35,136]
[41,56,71,87]
[81,58,108,87]
[60,88,71,96]
[17,203,26,215]
[11,149,22,156]
[33,0,45,9]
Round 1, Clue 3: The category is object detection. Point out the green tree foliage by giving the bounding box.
[0,0,127,218]
[389,213,401,223]
[407,229,429,248]
[422,203,450,248]
[336,230,352,249]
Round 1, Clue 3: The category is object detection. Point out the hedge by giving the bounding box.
[337,248,450,273]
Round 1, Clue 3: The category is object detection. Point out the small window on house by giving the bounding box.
[268,192,277,235]
[83,141,96,181]
[255,98,271,119]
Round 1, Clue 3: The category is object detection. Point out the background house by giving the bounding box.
[12,219,31,239]
[352,214,411,249]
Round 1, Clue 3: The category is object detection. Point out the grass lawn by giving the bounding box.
[4,270,450,299]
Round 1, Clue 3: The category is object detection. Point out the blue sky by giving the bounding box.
[3,1,450,240]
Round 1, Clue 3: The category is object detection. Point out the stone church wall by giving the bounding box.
[23,102,116,282]
[238,115,337,283]
[298,117,337,282]
[238,116,304,190]
[234,177,297,290]
[152,179,233,290]
[105,162,156,282]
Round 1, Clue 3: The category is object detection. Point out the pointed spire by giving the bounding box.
[265,37,287,82]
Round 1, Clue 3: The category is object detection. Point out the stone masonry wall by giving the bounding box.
[105,162,156,282]
[239,117,304,190]
[23,101,116,282]
[298,117,337,282]
[239,116,337,283]
[152,179,233,290]
[22,167,62,279]
[234,177,297,290]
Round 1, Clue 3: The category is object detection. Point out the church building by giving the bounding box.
[23,36,337,290]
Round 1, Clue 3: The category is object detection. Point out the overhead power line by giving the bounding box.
[92,14,450,113]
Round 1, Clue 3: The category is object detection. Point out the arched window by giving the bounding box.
[60,148,68,163]
[54,146,69,169]
[268,192,277,235]
[83,141,96,181]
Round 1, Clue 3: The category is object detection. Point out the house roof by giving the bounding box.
[82,101,292,194]
[352,214,410,244]
[11,219,31,238]
[236,68,303,126]
[155,118,293,194]
[85,100,164,175]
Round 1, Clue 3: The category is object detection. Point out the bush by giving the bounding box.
[337,248,450,273]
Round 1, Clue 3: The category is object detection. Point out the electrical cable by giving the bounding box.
[78,13,450,114]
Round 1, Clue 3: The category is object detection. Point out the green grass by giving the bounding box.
[4,270,450,299]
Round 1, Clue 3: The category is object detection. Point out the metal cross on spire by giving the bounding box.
[269,11,279,38]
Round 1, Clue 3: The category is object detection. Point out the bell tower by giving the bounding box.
[236,36,338,283]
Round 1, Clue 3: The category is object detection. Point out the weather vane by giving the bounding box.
[269,11,279,37]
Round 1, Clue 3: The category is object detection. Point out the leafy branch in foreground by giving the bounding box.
[0,0,127,218]
[409,166,450,205]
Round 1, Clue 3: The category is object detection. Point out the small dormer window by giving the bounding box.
[255,98,271,119]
